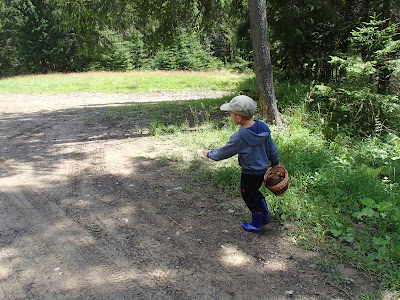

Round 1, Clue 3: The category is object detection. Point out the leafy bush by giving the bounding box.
[97,29,146,71]
[152,49,180,70]
[0,0,83,76]
[307,83,400,137]
[307,15,400,136]
[151,29,223,71]
[350,14,400,94]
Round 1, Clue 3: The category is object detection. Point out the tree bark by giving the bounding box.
[248,0,284,126]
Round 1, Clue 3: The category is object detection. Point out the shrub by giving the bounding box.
[308,15,400,136]
[151,29,223,71]
[0,0,82,75]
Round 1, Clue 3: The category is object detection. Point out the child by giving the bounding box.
[202,95,280,233]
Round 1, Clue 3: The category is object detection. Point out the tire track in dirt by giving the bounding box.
[63,139,220,298]
[1,134,148,299]
[62,140,152,298]
[1,183,157,299]
[62,138,192,298]
[89,145,237,298]
[0,195,31,300]
[64,140,178,295]
[0,187,113,299]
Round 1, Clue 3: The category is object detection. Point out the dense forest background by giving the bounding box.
[0,0,399,135]
[0,1,398,79]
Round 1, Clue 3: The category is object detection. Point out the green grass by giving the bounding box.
[0,70,247,94]
[2,71,399,297]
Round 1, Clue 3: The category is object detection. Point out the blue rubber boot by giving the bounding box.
[242,212,264,233]
[261,198,274,225]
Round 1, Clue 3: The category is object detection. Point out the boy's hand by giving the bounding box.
[202,150,209,158]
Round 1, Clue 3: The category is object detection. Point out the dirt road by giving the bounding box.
[0,92,373,299]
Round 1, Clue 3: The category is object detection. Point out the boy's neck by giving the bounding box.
[240,118,255,128]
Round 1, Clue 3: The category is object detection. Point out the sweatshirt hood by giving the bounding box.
[238,124,271,146]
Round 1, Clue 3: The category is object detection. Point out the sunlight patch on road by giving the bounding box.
[147,268,174,279]
[262,260,288,272]
[219,245,251,267]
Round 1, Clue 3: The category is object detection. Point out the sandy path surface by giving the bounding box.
[0,92,373,299]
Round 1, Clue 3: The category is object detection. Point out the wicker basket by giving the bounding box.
[264,164,289,196]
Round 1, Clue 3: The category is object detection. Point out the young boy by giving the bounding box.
[202,95,280,233]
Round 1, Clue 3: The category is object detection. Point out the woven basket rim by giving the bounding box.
[266,175,289,191]
[273,182,290,195]
[264,165,289,195]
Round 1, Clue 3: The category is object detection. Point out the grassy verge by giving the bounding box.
[0,70,248,94]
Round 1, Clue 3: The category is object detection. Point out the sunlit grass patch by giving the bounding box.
[0,70,249,94]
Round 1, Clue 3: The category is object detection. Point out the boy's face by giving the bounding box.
[229,112,241,125]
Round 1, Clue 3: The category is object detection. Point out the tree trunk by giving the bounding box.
[248,0,284,126]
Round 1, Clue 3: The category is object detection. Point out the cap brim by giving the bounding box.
[220,103,231,111]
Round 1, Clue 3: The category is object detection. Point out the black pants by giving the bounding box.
[240,173,265,212]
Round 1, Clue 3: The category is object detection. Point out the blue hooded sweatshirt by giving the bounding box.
[207,120,279,175]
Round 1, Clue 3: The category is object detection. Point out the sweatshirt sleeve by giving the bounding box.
[207,133,244,161]
[267,134,280,166]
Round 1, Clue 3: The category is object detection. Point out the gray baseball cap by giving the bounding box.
[220,95,256,117]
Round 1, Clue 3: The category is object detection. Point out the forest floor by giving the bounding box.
[0,92,379,299]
